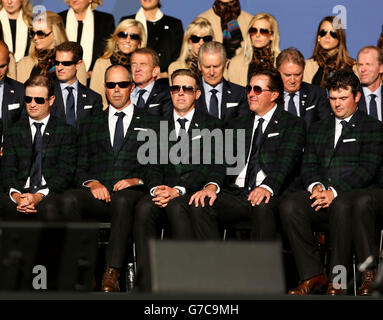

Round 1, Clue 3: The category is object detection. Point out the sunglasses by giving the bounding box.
[245,85,273,95]
[25,96,48,104]
[29,30,52,39]
[170,85,197,95]
[318,29,338,39]
[105,81,132,89]
[189,35,213,43]
[248,27,272,36]
[54,60,77,66]
[117,32,140,41]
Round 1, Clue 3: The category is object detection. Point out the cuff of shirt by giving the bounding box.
[9,188,21,203]
[308,182,325,194]
[259,184,274,196]
[328,187,338,198]
[203,182,220,194]
[150,186,158,197]
[83,179,98,187]
[9,188,49,203]
[173,186,186,196]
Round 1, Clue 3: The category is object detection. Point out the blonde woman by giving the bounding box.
[90,19,146,108]
[16,11,86,84]
[59,0,115,76]
[168,17,214,79]
[0,0,32,62]
[228,13,280,87]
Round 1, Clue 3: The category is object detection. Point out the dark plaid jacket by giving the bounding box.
[1,116,77,193]
[140,78,173,117]
[302,109,383,194]
[76,107,158,192]
[145,108,226,193]
[224,105,306,197]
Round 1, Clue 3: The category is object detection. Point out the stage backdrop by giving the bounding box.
[33,0,382,59]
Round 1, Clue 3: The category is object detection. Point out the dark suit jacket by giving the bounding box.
[1,116,77,193]
[0,76,26,137]
[224,105,306,197]
[302,109,383,194]
[145,109,225,193]
[121,14,183,72]
[59,10,115,71]
[76,108,157,192]
[139,78,172,117]
[51,80,103,129]
[357,86,383,117]
[195,79,249,123]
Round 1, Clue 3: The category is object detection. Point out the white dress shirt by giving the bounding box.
[362,85,382,121]
[60,80,79,117]
[130,81,155,106]
[203,79,223,119]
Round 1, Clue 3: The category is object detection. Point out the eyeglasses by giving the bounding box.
[245,85,273,95]
[29,30,52,39]
[318,29,338,39]
[105,81,132,89]
[189,35,213,43]
[170,85,197,95]
[248,27,272,36]
[25,96,48,104]
[117,32,140,41]
[54,60,77,66]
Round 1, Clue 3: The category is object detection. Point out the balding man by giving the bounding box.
[357,46,383,121]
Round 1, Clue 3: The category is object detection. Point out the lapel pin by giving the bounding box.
[352,124,355,127]
[82,94,87,98]
[10,90,14,94]
[227,90,231,94]
[195,123,199,127]
[303,94,307,98]
[45,132,50,136]
[136,116,140,119]
[274,120,278,124]
[164,25,169,29]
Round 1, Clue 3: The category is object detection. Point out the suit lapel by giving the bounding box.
[261,106,283,147]
[102,110,113,152]
[358,88,367,113]
[76,82,87,119]
[145,82,158,108]
[42,116,54,159]
[2,78,17,124]
[299,84,309,118]
[196,84,208,114]
[221,80,230,120]
[53,82,66,119]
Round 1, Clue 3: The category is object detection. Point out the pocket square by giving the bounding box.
[149,103,160,108]
[134,128,148,131]
[192,135,202,140]
[84,105,93,109]
[267,132,279,138]
[305,105,316,111]
[343,138,356,143]
[226,102,239,108]
[8,103,20,110]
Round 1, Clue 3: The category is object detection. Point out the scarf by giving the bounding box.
[37,49,56,75]
[247,46,274,83]
[66,5,94,72]
[213,0,242,59]
[0,8,28,62]
[185,54,200,77]
[135,7,164,42]
[315,48,339,87]
[110,50,131,67]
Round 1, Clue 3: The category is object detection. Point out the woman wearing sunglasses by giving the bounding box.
[90,18,146,108]
[303,16,356,87]
[16,11,87,84]
[0,0,32,63]
[59,0,115,78]
[228,13,280,87]
[168,17,214,80]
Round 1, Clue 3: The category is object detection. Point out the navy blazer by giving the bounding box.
[140,78,172,117]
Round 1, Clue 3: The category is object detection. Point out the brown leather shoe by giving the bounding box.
[357,270,376,296]
[288,274,328,295]
[101,266,120,292]
[327,282,347,295]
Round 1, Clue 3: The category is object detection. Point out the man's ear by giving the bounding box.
[76,59,83,71]
[48,95,55,107]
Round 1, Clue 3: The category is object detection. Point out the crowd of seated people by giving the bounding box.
[0,0,383,296]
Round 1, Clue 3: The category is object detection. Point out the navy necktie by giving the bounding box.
[209,89,219,118]
[66,86,76,127]
[30,122,43,193]
[113,112,125,155]
[244,118,264,196]
[136,89,146,109]
[177,118,188,142]
[369,94,378,120]
[288,92,297,116]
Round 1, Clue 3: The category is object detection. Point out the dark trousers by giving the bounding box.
[351,189,383,269]
[60,188,145,269]
[0,192,62,221]
[279,190,356,282]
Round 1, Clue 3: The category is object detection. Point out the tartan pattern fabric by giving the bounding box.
[224,105,306,197]
[1,116,77,193]
[302,109,383,194]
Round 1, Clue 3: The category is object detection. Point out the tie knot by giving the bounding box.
[138,89,146,96]
[340,120,347,128]
[258,118,264,125]
[177,118,188,129]
[66,86,74,93]
[33,122,43,130]
[289,92,296,98]
[370,94,377,101]
[115,112,125,120]
[210,89,218,95]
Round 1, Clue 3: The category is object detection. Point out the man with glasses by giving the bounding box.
[52,41,102,129]
[130,48,172,117]
[0,74,77,221]
[276,47,330,130]
[196,41,248,123]
[60,64,155,292]
[134,68,225,291]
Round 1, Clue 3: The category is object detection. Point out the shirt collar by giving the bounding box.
[335,113,354,124]
[133,81,155,96]
[254,104,277,123]
[362,84,382,98]
[60,80,79,92]
[173,108,195,123]
[108,103,134,117]
[29,114,50,127]
[203,78,223,94]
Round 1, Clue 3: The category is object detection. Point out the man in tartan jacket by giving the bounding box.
[60,64,156,292]
[134,68,225,291]
[0,74,77,221]
[187,68,306,243]
[280,70,383,295]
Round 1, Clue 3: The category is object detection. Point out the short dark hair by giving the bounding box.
[276,47,305,70]
[132,47,160,68]
[24,74,55,97]
[249,68,284,105]
[171,69,201,90]
[326,70,361,97]
[55,41,83,62]
[104,64,132,83]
